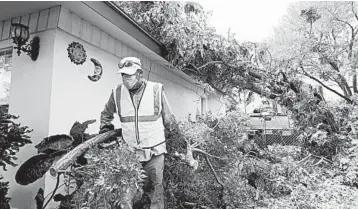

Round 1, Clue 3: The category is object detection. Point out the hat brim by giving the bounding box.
[116,65,140,75]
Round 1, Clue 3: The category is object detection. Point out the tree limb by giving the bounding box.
[192,147,226,160]
[242,82,280,99]
[49,129,122,177]
[209,83,238,104]
[333,17,357,59]
[327,60,340,72]
[197,61,225,70]
[340,75,353,96]
[332,76,349,97]
[331,29,337,45]
[204,155,225,190]
[334,17,354,33]
[300,66,352,103]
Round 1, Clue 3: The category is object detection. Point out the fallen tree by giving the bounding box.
[116,1,358,155]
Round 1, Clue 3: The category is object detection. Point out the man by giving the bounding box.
[99,57,174,209]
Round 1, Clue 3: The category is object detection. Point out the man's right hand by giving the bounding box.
[98,125,122,149]
[99,124,115,134]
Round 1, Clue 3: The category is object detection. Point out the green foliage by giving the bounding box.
[0,176,10,209]
[164,110,358,208]
[164,111,251,208]
[300,7,321,24]
[164,118,214,208]
[71,142,144,208]
[0,108,32,170]
[0,106,32,207]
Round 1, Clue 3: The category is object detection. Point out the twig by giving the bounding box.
[197,61,225,70]
[72,163,105,170]
[192,147,226,160]
[288,154,312,176]
[42,174,61,209]
[204,155,224,190]
[212,117,223,130]
[333,17,354,33]
[182,202,198,207]
[43,182,67,201]
[179,202,186,209]
[312,157,325,167]
[265,49,272,71]
[311,154,333,164]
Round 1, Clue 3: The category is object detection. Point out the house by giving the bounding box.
[0,2,226,209]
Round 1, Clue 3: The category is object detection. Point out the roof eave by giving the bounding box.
[105,1,167,58]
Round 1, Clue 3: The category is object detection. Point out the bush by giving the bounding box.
[71,142,144,209]
[0,107,32,208]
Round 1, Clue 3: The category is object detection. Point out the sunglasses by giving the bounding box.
[118,61,141,69]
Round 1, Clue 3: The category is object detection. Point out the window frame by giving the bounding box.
[0,47,13,113]
[200,96,207,117]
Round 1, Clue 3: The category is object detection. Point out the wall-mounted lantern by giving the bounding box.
[10,23,40,61]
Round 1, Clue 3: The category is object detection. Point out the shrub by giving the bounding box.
[71,142,144,209]
[0,107,32,207]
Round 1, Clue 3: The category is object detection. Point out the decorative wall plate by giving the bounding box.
[67,42,87,65]
[88,58,103,82]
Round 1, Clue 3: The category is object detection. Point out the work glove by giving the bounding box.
[98,124,114,134]
[98,125,121,149]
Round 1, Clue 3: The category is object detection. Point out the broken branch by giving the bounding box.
[205,155,225,190]
[49,129,122,177]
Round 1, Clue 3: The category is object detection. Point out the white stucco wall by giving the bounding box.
[47,29,219,136]
[0,29,56,209]
[207,92,226,116]
[48,30,122,135]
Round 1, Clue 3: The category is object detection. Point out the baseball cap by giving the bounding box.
[117,57,142,75]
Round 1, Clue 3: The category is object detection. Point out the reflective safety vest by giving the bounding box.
[112,81,166,149]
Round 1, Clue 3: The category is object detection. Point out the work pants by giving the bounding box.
[121,154,165,209]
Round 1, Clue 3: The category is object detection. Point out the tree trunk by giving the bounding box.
[340,76,353,96]
[49,129,121,177]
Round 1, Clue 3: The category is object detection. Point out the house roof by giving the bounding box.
[104,1,166,54]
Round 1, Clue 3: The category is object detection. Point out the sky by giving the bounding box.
[195,0,294,111]
[196,0,294,43]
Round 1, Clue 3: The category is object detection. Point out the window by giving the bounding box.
[200,97,207,116]
[0,48,12,112]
